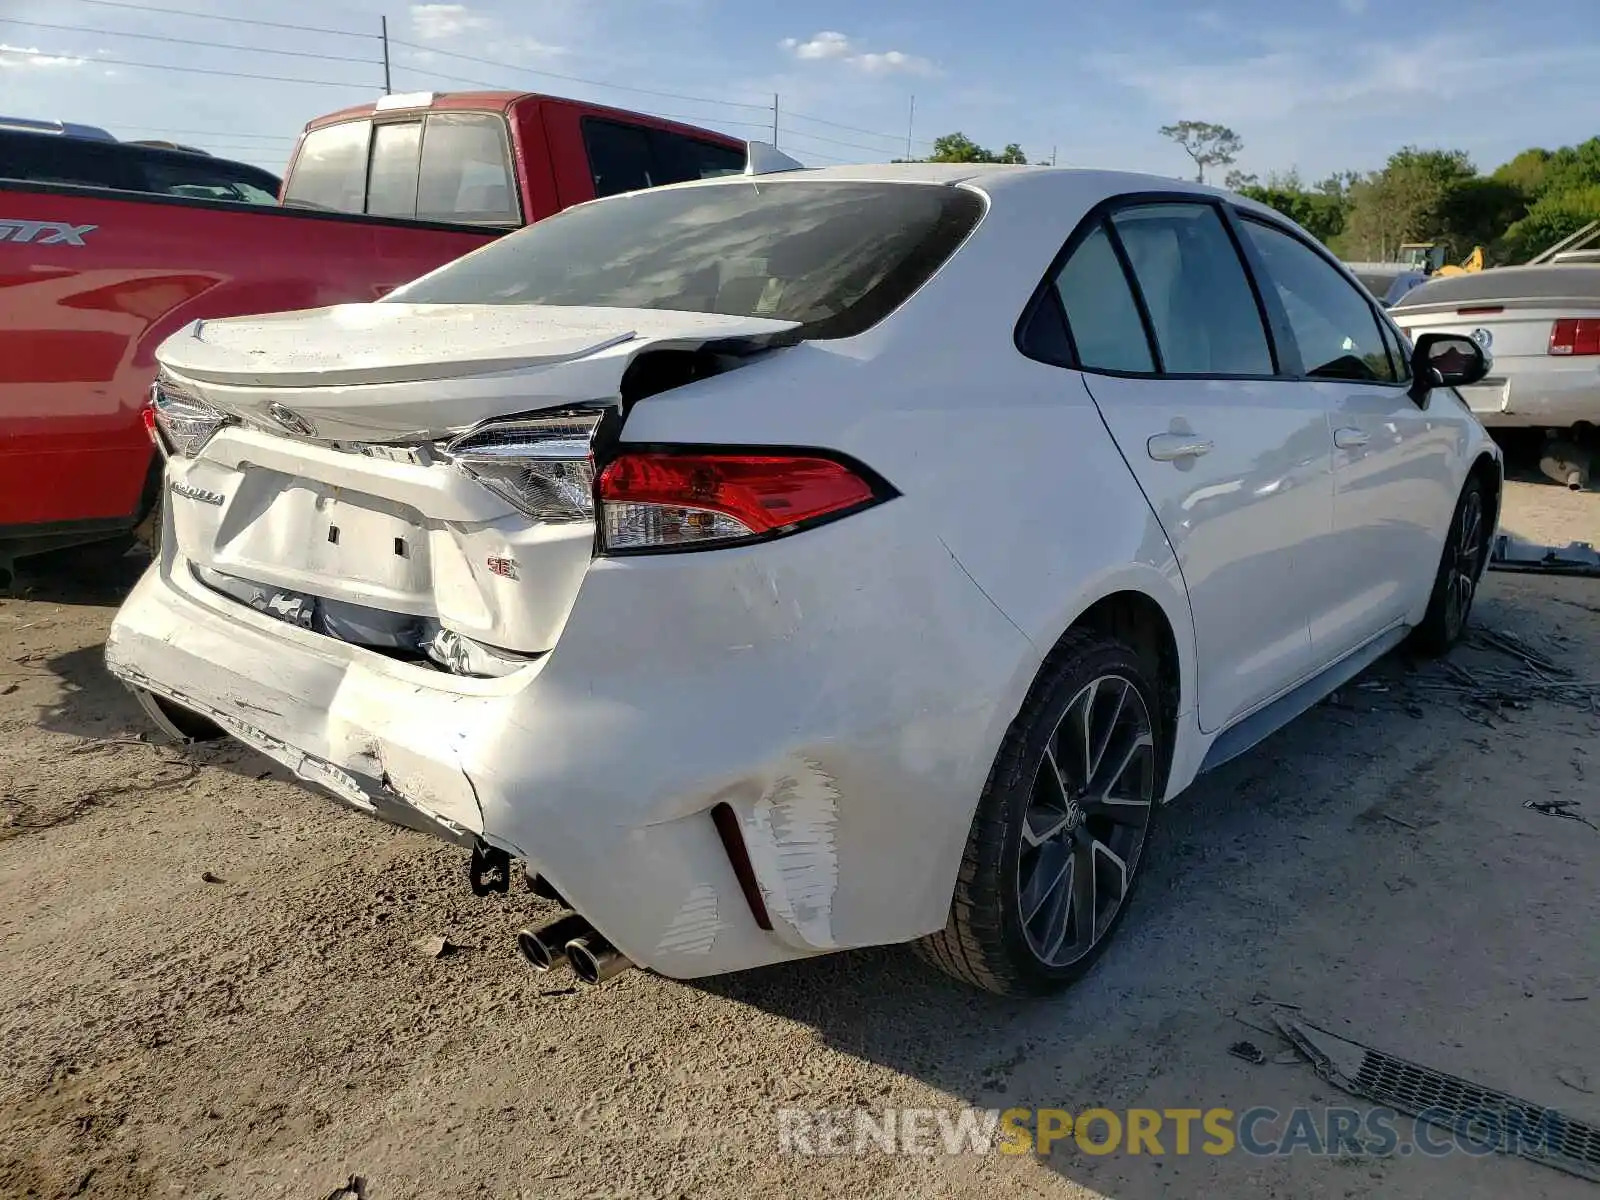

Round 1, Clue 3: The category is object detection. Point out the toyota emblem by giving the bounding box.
[266,402,317,438]
[1469,327,1493,352]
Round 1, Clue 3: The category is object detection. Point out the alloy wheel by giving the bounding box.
[1446,489,1484,635]
[1016,674,1156,968]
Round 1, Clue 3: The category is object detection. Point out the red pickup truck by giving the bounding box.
[0,91,747,580]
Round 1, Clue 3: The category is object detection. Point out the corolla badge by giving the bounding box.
[266,402,317,438]
[1470,327,1493,351]
[170,481,225,506]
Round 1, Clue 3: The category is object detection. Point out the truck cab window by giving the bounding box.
[366,121,423,218]
[582,119,655,198]
[284,120,371,212]
[653,131,745,184]
[416,113,517,225]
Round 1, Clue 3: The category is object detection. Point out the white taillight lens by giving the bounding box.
[151,374,231,458]
[597,451,889,553]
[447,411,604,522]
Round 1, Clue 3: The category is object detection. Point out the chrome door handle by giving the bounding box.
[1333,427,1370,449]
[1147,433,1214,462]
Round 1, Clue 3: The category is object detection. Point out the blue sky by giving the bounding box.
[4,0,1599,183]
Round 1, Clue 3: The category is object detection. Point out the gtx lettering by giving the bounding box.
[0,219,98,246]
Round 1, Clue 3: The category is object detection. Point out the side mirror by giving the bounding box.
[1410,332,1490,401]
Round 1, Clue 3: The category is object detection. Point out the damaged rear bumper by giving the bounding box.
[106,508,1033,979]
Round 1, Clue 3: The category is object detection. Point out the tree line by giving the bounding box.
[917,123,1600,265]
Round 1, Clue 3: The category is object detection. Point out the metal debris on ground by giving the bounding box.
[1273,1014,1600,1183]
[1489,534,1600,578]
[1524,799,1599,832]
[200,870,226,885]
[417,935,455,959]
[1228,1040,1267,1065]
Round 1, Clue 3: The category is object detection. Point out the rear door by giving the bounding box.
[1237,217,1458,656]
[1041,198,1334,732]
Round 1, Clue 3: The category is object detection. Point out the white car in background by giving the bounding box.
[108,163,1500,997]
[1391,264,1600,433]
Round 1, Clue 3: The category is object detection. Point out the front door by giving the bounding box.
[1236,218,1458,656]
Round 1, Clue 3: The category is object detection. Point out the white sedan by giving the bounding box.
[107,162,1500,996]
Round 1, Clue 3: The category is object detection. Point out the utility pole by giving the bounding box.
[905,95,916,160]
[772,93,779,147]
[1051,145,1057,166]
[380,15,392,94]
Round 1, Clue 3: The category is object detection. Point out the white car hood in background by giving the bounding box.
[155,303,801,442]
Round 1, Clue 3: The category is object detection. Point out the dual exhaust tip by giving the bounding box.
[516,912,633,985]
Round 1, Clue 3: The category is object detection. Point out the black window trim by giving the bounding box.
[1016,190,1290,382]
[1233,210,1413,390]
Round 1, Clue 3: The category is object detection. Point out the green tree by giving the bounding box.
[1499,185,1600,261]
[1158,120,1243,183]
[924,132,1027,164]
[1338,147,1477,260]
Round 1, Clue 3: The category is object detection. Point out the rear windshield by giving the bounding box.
[388,180,984,339]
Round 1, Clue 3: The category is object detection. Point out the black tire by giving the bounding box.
[916,630,1165,996]
[1409,478,1488,656]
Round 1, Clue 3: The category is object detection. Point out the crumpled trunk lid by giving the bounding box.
[156,302,799,664]
[158,302,799,443]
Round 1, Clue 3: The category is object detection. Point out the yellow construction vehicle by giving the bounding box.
[1398,242,1485,276]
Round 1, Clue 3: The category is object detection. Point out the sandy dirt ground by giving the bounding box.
[1,472,1597,1200]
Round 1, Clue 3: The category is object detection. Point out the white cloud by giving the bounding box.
[782,31,853,61]
[410,4,492,41]
[780,30,935,76]
[0,44,87,69]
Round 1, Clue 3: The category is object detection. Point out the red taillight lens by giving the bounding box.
[1549,318,1600,356]
[141,402,160,446]
[597,450,887,552]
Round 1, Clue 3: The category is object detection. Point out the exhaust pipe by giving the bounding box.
[565,932,634,985]
[515,912,592,972]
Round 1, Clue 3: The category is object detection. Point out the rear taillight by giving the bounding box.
[597,450,890,553]
[1548,319,1600,356]
[141,394,160,447]
[151,373,232,457]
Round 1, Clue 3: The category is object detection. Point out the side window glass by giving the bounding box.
[651,131,745,184]
[138,155,279,204]
[1380,318,1413,381]
[366,121,422,218]
[1241,220,1398,382]
[582,119,654,198]
[1052,223,1154,373]
[1110,203,1274,375]
[284,120,371,212]
[417,113,516,224]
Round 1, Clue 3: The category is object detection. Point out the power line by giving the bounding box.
[0,17,380,66]
[778,127,907,157]
[65,0,378,40]
[387,38,773,112]
[783,108,928,148]
[116,126,298,142]
[8,46,374,89]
